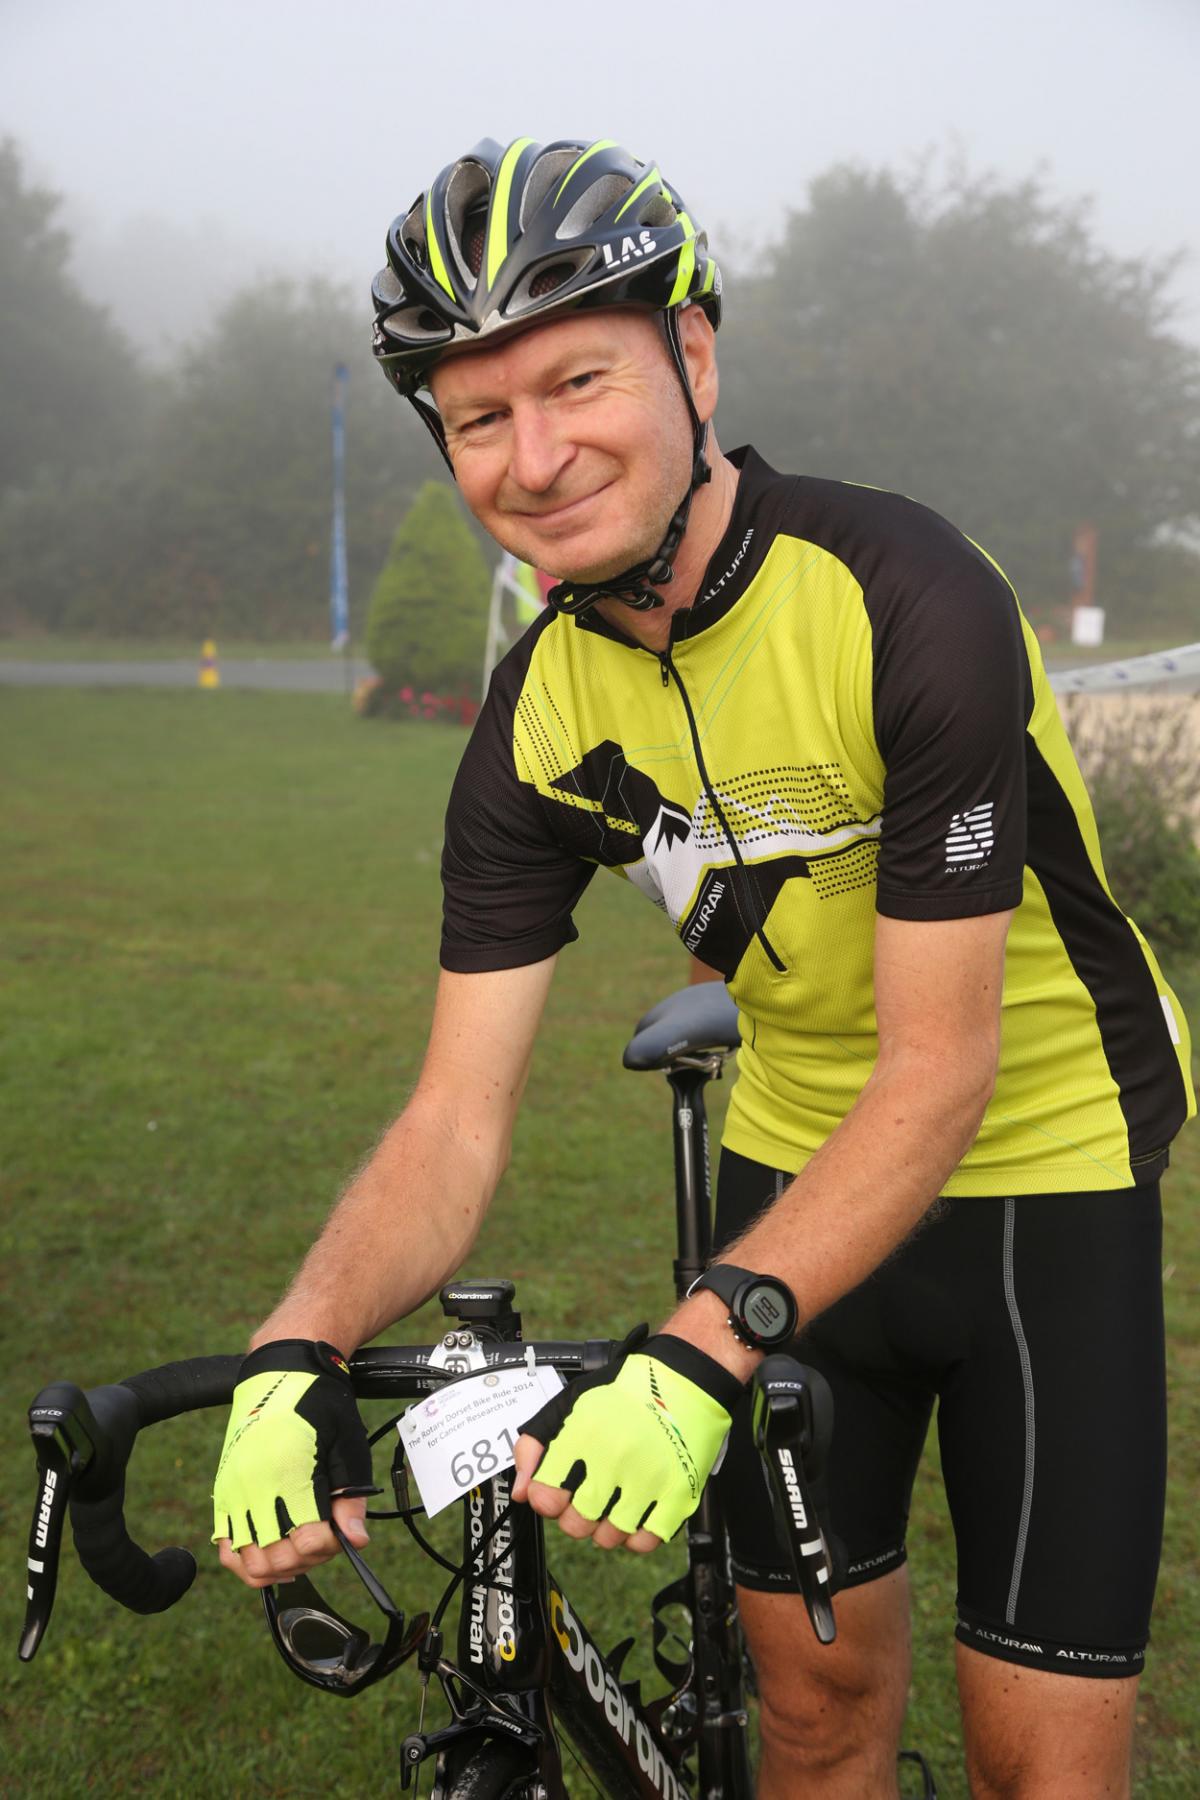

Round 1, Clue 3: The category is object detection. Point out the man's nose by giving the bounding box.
[508,403,574,495]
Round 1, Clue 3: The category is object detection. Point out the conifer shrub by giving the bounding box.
[364,482,490,701]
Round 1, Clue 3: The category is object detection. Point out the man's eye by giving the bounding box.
[462,410,502,432]
[567,371,597,391]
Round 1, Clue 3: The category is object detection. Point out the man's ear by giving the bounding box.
[679,304,719,425]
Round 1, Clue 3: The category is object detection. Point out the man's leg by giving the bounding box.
[956,1644,1138,1799]
[740,1569,912,1800]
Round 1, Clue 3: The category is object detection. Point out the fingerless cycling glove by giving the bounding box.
[211,1339,373,1551]
[521,1332,742,1541]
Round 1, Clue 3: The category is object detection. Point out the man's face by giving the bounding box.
[428,309,698,584]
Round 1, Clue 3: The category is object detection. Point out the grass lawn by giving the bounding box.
[1,691,1195,1797]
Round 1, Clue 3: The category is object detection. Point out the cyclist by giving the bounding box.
[212,138,1194,1798]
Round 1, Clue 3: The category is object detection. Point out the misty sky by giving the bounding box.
[3,0,1198,354]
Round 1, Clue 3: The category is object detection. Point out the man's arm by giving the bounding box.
[664,908,1013,1377]
[216,955,556,1587]
[251,957,558,1356]
[515,909,1013,1551]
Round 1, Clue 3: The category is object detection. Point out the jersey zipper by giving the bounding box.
[658,641,786,972]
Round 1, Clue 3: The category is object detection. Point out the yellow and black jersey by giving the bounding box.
[441,447,1194,1194]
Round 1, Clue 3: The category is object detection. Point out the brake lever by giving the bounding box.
[20,1382,103,1661]
[751,1357,836,1645]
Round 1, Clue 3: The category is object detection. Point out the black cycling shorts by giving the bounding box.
[713,1149,1167,1679]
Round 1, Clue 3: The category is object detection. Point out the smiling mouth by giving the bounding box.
[518,481,615,525]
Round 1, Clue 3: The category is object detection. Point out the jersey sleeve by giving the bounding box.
[865,512,1033,921]
[440,634,596,973]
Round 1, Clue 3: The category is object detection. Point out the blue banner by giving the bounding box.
[330,363,350,650]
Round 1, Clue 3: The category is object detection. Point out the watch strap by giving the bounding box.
[688,1263,755,1309]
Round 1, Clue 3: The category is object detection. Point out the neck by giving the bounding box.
[593,436,740,652]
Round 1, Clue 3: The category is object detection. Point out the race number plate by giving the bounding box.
[400,1363,564,1517]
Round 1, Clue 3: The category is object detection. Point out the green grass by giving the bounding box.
[0,691,1195,1796]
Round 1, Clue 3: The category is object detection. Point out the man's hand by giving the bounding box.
[212,1339,376,1590]
[511,1333,742,1552]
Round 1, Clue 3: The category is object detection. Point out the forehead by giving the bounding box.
[428,308,663,410]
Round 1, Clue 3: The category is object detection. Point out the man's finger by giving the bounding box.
[217,1536,290,1591]
[553,1502,599,1541]
[286,1520,341,1564]
[590,1519,628,1551]
[330,1492,370,1546]
[510,1432,546,1503]
[522,1476,575,1521]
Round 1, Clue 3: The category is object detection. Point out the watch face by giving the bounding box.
[741,1280,794,1344]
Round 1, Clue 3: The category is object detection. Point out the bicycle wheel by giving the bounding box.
[442,1739,539,1800]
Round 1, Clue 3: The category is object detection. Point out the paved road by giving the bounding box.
[1,650,1196,694]
[0,658,362,692]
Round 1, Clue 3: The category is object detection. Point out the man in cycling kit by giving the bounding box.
[211,138,1194,1797]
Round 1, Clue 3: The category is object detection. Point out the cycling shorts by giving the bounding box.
[713,1149,1167,1679]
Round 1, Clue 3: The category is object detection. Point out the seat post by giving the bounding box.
[666,1064,719,1302]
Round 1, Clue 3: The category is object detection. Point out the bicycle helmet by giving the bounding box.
[370,137,723,614]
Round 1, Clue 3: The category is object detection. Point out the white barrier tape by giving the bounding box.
[1048,642,1200,695]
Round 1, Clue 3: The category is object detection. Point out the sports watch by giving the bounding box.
[687,1264,800,1351]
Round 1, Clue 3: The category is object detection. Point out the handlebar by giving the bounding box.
[19,1338,622,1663]
[21,1335,837,1663]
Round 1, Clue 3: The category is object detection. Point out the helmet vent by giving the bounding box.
[462,203,488,278]
[529,262,576,299]
[399,198,427,269]
[520,147,579,225]
[373,267,405,307]
[557,172,633,238]
[637,188,678,229]
[504,247,593,317]
[378,304,453,346]
[444,161,492,286]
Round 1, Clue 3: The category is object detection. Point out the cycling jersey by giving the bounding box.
[441,446,1195,1193]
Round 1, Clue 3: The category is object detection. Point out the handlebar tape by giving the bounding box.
[70,1482,198,1615]
[122,1355,241,1426]
[64,1361,240,1618]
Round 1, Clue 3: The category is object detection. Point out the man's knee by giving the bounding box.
[740,1570,911,1753]
[957,1643,1138,1799]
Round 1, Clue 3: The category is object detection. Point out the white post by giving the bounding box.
[481,560,505,700]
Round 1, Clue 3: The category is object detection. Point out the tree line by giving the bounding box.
[1,137,1197,642]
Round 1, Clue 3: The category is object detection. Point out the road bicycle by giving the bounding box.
[20,980,936,1798]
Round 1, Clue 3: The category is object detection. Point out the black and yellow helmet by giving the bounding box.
[371,136,721,400]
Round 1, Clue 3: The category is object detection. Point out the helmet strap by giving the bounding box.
[407,393,456,476]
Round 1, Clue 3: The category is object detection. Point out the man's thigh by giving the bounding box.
[940,1187,1166,1678]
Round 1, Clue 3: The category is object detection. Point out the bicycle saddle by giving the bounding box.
[622,982,741,1070]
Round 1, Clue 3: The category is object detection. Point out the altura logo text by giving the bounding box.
[684,881,725,951]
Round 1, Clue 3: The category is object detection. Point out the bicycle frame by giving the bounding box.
[393,1024,752,1800]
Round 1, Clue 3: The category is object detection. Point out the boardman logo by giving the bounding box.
[945,801,995,869]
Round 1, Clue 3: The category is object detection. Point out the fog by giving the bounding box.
[2,0,1198,357]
